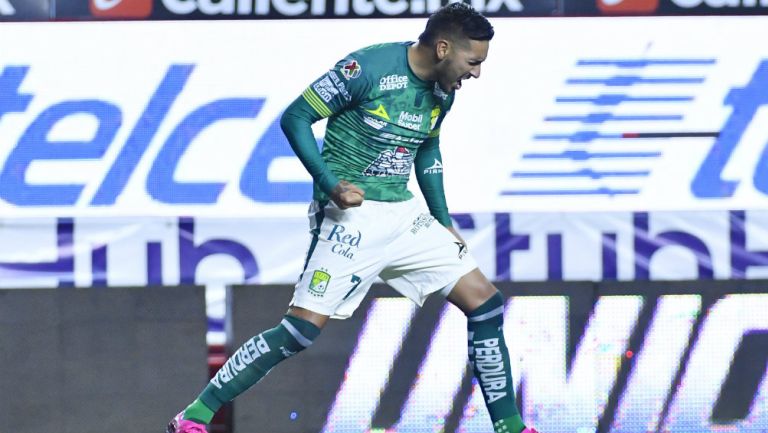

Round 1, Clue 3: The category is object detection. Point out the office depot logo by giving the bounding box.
[597,0,658,13]
[90,0,152,18]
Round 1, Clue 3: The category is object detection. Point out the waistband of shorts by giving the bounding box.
[313,197,417,210]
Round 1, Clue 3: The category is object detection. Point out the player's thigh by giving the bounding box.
[292,258,381,320]
[380,212,477,306]
[291,201,386,319]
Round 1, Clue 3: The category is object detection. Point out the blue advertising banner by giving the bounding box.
[2,18,768,216]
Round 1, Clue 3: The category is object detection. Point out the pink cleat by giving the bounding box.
[166,411,208,433]
[522,429,540,433]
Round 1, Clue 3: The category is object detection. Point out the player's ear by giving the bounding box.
[435,39,450,61]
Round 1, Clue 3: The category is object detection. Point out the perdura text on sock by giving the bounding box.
[473,338,508,403]
[210,335,271,389]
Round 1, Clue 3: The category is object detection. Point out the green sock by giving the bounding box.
[183,399,214,424]
[467,292,526,433]
[493,416,527,433]
[183,315,320,424]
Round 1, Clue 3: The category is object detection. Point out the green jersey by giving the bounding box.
[301,42,455,202]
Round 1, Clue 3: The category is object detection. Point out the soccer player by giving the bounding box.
[168,3,538,433]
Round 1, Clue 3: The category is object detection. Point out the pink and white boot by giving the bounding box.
[166,411,208,433]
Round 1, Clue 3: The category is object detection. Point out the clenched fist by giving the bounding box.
[331,180,365,209]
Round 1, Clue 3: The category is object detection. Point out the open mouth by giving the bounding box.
[455,74,471,90]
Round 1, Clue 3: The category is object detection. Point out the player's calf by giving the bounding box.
[466,291,528,433]
[171,315,321,427]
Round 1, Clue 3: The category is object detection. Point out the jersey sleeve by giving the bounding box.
[281,97,340,195]
[415,136,451,227]
[301,56,372,118]
[416,93,455,226]
[280,54,372,196]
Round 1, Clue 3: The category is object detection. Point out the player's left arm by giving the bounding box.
[414,138,467,244]
[415,136,452,228]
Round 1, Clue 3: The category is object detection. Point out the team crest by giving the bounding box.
[309,269,331,296]
[341,60,362,80]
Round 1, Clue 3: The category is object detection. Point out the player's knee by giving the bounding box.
[465,270,496,297]
[475,280,498,300]
[280,315,322,353]
[449,271,498,312]
[467,290,505,323]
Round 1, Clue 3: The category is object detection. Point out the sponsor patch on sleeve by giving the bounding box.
[328,72,351,101]
[312,76,340,103]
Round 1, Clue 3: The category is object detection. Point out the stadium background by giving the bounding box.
[1,1,768,432]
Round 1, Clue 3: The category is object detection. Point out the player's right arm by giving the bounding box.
[280,57,371,208]
[280,96,340,196]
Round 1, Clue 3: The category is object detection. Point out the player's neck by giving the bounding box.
[407,42,438,83]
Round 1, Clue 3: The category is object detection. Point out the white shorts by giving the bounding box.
[290,198,478,319]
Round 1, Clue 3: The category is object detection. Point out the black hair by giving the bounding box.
[418,2,494,46]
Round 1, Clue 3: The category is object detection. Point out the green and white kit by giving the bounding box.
[184,36,527,433]
[283,42,477,318]
[292,198,476,319]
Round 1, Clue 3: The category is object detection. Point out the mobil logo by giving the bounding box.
[0,64,314,209]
